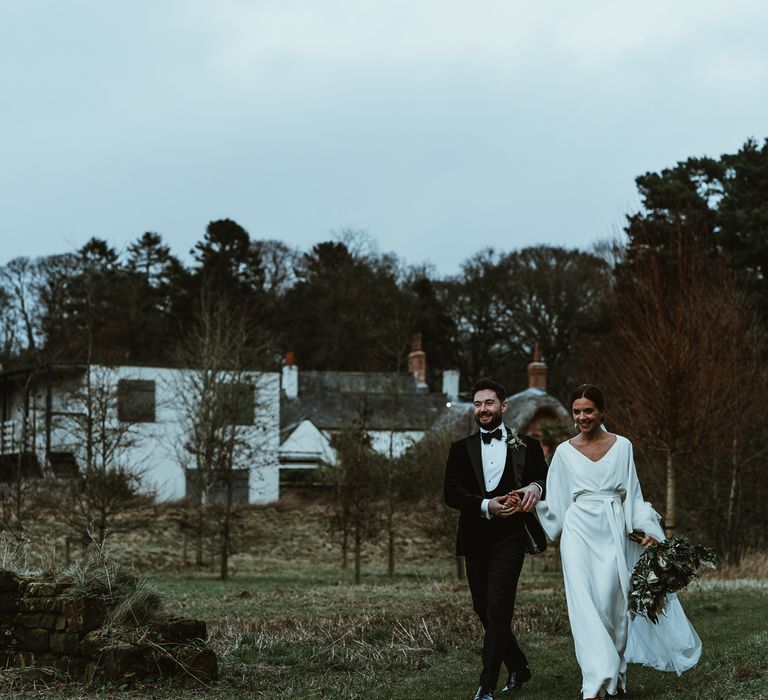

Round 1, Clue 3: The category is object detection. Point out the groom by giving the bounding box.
[444,378,548,700]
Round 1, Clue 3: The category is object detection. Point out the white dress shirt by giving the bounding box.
[479,425,542,519]
[480,424,508,519]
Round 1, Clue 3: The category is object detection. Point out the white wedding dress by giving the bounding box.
[536,435,701,699]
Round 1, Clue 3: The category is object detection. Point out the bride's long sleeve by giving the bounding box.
[535,445,571,541]
[622,440,665,541]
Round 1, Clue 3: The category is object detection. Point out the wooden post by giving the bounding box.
[354,529,362,584]
[665,451,676,536]
[455,555,465,581]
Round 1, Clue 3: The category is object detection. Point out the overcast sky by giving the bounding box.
[1,1,766,274]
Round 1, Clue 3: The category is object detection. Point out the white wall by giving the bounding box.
[43,365,281,503]
[368,430,425,459]
[278,425,425,468]
[279,419,336,469]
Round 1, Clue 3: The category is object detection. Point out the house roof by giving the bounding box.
[0,362,87,381]
[280,375,449,434]
[0,361,273,381]
[504,387,570,428]
[431,387,569,441]
[431,401,477,440]
[298,371,421,395]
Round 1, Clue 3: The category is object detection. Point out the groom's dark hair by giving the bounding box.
[471,378,507,404]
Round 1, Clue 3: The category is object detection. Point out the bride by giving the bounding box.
[533,384,701,699]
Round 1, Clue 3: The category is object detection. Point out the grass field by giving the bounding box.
[5,562,767,700]
[3,501,767,699]
[159,564,768,700]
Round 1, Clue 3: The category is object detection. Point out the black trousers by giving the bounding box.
[465,533,528,691]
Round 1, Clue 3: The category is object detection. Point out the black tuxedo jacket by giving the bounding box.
[443,427,548,558]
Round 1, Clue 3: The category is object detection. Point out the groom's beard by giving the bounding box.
[474,409,502,430]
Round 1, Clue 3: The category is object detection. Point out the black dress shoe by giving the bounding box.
[500,667,531,693]
[473,686,493,700]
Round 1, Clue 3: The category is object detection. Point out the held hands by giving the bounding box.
[488,493,521,518]
[640,533,659,548]
[507,484,541,513]
[489,485,542,517]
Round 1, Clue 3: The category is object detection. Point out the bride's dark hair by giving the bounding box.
[570,384,605,411]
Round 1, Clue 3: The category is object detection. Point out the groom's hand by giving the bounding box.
[510,485,541,512]
[488,496,516,518]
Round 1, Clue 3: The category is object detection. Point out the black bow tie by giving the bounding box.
[481,428,503,444]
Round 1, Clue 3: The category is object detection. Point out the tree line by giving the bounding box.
[0,223,615,401]
[317,137,768,572]
[0,137,767,569]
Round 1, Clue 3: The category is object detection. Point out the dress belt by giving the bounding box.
[573,489,630,601]
[573,488,626,503]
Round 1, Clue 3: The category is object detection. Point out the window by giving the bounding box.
[185,468,250,504]
[216,382,254,425]
[117,379,156,423]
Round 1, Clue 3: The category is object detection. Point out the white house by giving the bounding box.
[0,363,280,503]
[278,338,460,478]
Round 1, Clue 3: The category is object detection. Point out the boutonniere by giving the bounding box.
[506,427,526,451]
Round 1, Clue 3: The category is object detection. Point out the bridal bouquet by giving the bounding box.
[628,536,717,624]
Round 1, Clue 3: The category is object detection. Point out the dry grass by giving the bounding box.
[707,550,768,580]
[2,497,767,699]
[12,493,565,582]
[0,529,165,631]
[207,590,569,674]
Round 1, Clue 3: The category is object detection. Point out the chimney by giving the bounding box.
[282,351,298,399]
[407,333,428,389]
[442,369,460,401]
[527,342,547,390]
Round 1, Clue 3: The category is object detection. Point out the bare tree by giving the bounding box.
[381,421,415,578]
[0,372,43,537]
[672,362,768,563]
[0,258,72,535]
[444,246,612,399]
[321,411,384,584]
[0,278,19,362]
[600,226,761,535]
[373,306,419,579]
[56,365,145,547]
[0,253,79,363]
[173,291,273,580]
[0,257,43,357]
[249,239,301,296]
[403,427,463,579]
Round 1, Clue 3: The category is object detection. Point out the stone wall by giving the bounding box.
[0,570,217,683]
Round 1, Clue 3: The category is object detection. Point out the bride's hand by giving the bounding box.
[509,485,541,512]
[640,533,659,548]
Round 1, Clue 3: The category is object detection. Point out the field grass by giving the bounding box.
[4,560,767,700]
[3,501,767,699]
[157,564,768,700]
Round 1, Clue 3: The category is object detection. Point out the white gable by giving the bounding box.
[279,419,336,468]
